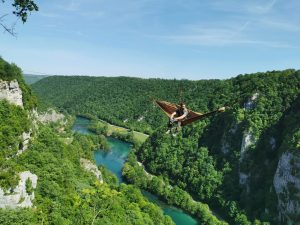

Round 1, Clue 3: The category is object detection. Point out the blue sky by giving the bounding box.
[1,0,300,79]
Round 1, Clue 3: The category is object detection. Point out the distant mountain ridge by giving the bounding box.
[23,74,49,85]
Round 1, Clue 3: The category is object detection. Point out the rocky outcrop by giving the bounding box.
[0,79,23,108]
[0,171,38,208]
[80,158,103,183]
[37,109,65,124]
[240,93,258,160]
[244,93,259,110]
[270,137,276,150]
[239,172,249,185]
[273,152,300,224]
[240,132,254,161]
[16,131,32,155]
[221,141,230,154]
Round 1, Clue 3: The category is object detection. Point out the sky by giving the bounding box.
[1,0,300,80]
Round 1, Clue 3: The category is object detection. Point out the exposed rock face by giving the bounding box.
[221,141,230,154]
[273,152,300,224]
[244,92,259,110]
[16,131,32,155]
[239,172,249,185]
[0,79,23,108]
[270,137,276,150]
[240,132,254,161]
[0,171,38,208]
[80,158,103,183]
[37,109,65,123]
[229,123,238,134]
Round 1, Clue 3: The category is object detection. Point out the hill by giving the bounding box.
[23,74,49,85]
[31,71,300,225]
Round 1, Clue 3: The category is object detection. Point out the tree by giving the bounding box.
[1,0,38,35]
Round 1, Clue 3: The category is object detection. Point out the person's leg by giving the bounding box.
[168,119,173,129]
[176,121,182,132]
[166,119,173,134]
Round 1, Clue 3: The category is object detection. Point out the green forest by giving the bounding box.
[0,57,175,225]
[31,70,300,225]
[2,0,300,224]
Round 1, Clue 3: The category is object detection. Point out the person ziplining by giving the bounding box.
[155,100,226,135]
[167,102,188,134]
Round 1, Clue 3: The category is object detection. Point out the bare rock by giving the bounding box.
[240,131,254,161]
[37,109,65,123]
[273,152,300,224]
[0,79,23,108]
[0,171,38,208]
[80,158,103,183]
[16,131,32,155]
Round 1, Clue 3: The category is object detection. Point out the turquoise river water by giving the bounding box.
[72,116,198,225]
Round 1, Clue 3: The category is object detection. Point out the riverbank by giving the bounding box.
[72,116,199,225]
[81,115,148,146]
[123,152,228,225]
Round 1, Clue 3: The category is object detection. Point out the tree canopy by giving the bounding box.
[32,70,300,224]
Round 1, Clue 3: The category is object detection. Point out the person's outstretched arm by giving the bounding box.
[170,112,176,120]
[174,109,188,121]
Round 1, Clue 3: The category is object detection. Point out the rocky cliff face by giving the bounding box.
[16,131,32,156]
[0,79,23,108]
[37,109,65,123]
[80,158,103,183]
[0,171,38,208]
[273,152,300,224]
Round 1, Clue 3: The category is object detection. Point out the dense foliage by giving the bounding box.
[0,116,174,225]
[32,70,300,224]
[0,100,29,157]
[32,76,233,134]
[123,151,227,225]
[0,62,174,224]
[88,119,145,147]
[0,100,30,190]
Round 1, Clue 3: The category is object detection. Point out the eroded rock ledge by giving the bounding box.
[0,171,38,208]
[0,79,23,108]
[80,158,103,183]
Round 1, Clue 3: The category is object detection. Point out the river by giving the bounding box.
[72,116,199,225]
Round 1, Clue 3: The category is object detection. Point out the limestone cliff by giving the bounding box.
[37,109,65,124]
[274,152,300,224]
[0,171,38,208]
[0,79,23,108]
[80,158,103,183]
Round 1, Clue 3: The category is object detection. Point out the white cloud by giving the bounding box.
[210,0,277,14]
[38,12,62,18]
[160,34,293,48]
[258,19,300,32]
[248,0,277,14]
[156,20,297,48]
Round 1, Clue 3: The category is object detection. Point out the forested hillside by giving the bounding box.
[32,70,300,225]
[32,76,233,133]
[0,58,174,225]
